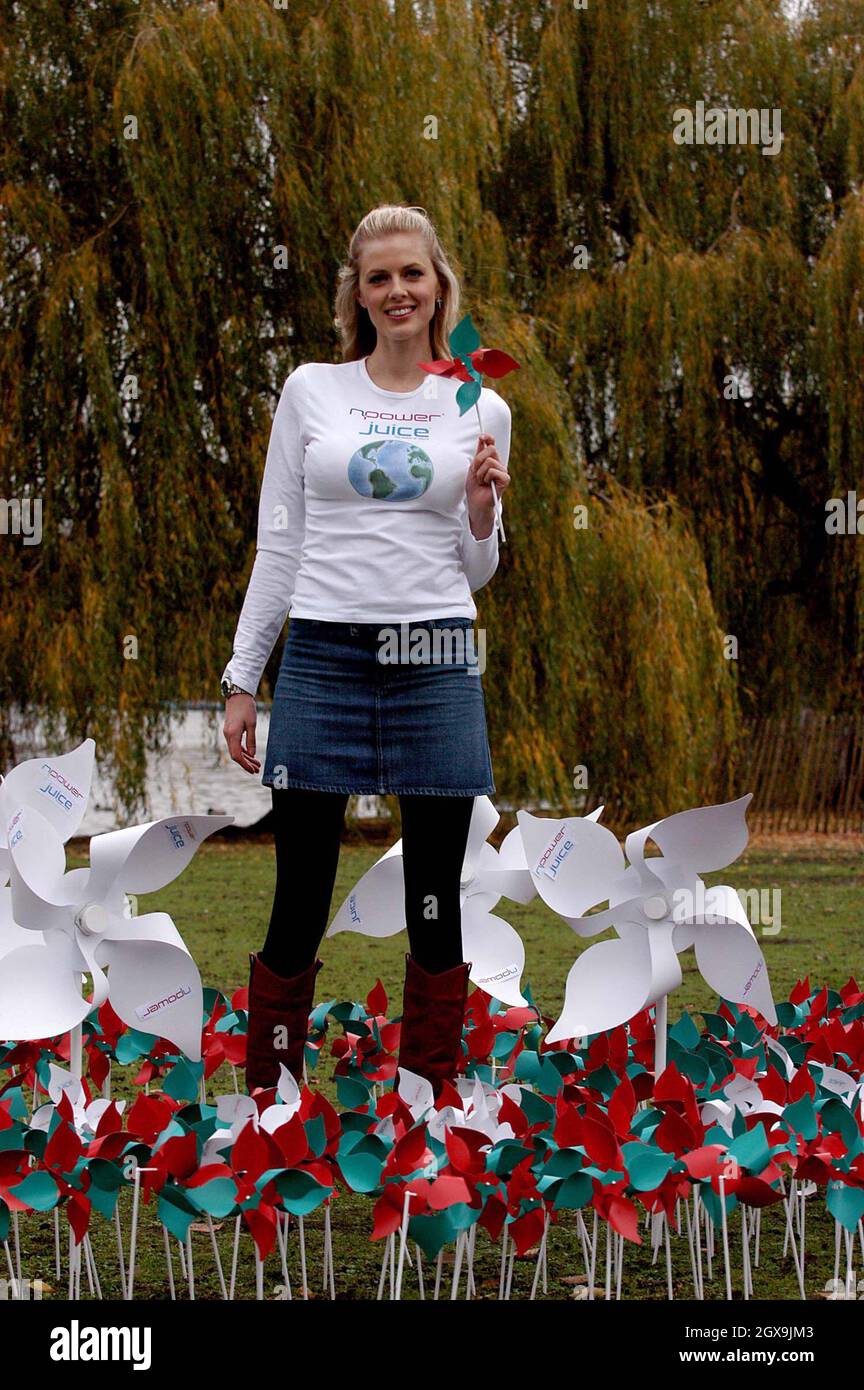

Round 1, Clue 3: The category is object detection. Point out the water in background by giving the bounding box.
[6,705,388,835]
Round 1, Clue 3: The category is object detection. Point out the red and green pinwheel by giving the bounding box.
[418,314,519,542]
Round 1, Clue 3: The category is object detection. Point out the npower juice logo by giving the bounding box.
[135,984,192,1022]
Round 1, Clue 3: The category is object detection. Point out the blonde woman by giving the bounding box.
[222,205,511,1102]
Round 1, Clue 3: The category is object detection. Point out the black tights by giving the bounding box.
[260,788,475,977]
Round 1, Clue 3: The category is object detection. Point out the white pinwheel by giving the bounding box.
[516,793,777,1048]
[27,1063,127,1138]
[327,796,538,1007]
[0,739,231,1061]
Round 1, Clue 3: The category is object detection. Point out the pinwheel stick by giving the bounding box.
[654,993,668,1077]
[70,1019,83,1079]
[473,399,506,544]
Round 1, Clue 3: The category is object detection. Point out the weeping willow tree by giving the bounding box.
[3,0,742,820]
[498,0,864,717]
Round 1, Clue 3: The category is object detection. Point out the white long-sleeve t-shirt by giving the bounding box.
[222,355,512,696]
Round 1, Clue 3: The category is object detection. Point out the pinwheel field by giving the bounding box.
[7,827,858,1303]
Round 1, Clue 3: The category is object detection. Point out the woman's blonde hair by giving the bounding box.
[334,205,460,361]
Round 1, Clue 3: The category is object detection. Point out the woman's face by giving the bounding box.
[355,233,441,346]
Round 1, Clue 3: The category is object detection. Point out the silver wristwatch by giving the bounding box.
[221,678,250,699]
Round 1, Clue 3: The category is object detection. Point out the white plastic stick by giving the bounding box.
[530,1212,549,1299]
[466,1224,477,1298]
[664,1215,673,1299]
[498,1226,508,1299]
[12,1211,21,1286]
[394,1189,413,1300]
[451,1230,465,1299]
[206,1215,227,1300]
[127,1170,141,1300]
[589,1209,599,1299]
[114,1205,127,1299]
[325,1202,335,1299]
[741,1203,752,1299]
[654,995,668,1077]
[83,1234,101,1298]
[298,1212,308,1299]
[778,1174,806,1298]
[70,1021,82,1081]
[277,1212,291,1299]
[718,1174,732,1300]
[162,1224,176,1300]
[376,1233,390,1300]
[229,1215,241,1300]
[472,401,506,543]
[683,1196,699,1297]
[186,1227,195,1300]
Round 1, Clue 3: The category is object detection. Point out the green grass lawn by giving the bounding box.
[21,836,864,1301]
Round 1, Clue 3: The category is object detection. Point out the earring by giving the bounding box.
[435,297,442,307]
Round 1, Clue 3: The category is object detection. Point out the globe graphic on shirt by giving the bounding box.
[347,440,433,500]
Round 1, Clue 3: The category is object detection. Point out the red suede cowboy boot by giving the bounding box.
[395,952,472,1100]
[245,952,323,1092]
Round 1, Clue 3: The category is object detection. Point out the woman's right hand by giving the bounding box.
[223,693,261,774]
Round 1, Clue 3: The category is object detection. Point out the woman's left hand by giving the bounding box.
[465,433,510,536]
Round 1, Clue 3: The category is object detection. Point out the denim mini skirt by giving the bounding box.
[262,617,495,796]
